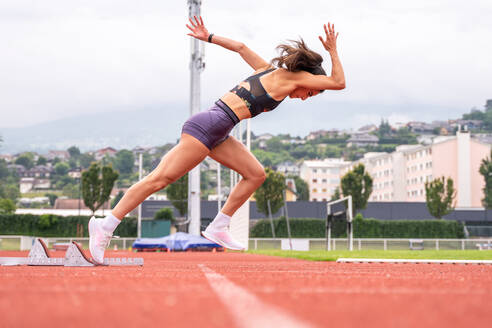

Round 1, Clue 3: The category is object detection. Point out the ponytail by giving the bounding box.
[271,39,326,75]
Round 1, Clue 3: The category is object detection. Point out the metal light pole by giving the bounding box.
[77,167,82,216]
[217,162,221,212]
[137,152,143,238]
[187,0,205,235]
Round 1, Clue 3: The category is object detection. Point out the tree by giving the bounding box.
[154,207,175,223]
[111,190,124,209]
[45,193,58,207]
[378,119,391,137]
[0,159,9,180]
[67,146,81,158]
[79,153,95,169]
[479,150,492,208]
[425,176,456,219]
[0,183,20,202]
[331,187,341,201]
[115,150,135,174]
[463,108,485,121]
[15,153,34,169]
[54,162,70,176]
[166,174,188,217]
[36,156,47,166]
[288,175,309,201]
[0,198,16,214]
[340,163,373,213]
[254,167,285,216]
[81,163,119,215]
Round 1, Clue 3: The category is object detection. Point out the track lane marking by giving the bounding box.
[198,264,315,328]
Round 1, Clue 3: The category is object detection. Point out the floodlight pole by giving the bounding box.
[187,0,205,235]
[137,152,143,238]
[347,196,353,251]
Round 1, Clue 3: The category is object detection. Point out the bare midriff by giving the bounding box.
[219,92,252,121]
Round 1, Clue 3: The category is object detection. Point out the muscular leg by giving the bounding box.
[112,134,209,219]
[209,136,266,216]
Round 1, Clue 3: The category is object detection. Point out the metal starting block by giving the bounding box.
[0,239,144,267]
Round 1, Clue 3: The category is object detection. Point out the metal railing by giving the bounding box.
[2,235,491,252]
[249,238,492,251]
[0,236,137,251]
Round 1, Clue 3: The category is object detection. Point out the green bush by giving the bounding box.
[0,214,137,237]
[250,216,464,239]
[0,198,16,214]
[154,208,175,223]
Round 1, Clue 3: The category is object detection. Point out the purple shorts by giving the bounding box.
[181,100,240,150]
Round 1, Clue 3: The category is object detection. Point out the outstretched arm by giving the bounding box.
[292,22,346,90]
[186,16,269,70]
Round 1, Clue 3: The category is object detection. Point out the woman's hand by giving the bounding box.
[318,22,339,53]
[186,16,210,42]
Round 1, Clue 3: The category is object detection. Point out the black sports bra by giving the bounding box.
[229,68,285,118]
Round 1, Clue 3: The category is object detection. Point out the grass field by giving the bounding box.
[249,249,492,261]
[0,238,21,251]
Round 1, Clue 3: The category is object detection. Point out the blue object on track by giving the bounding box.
[132,232,222,251]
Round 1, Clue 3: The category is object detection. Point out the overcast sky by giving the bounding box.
[1,0,491,134]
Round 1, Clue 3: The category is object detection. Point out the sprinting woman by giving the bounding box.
[89,16,345,264]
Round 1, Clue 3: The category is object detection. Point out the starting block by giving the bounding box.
[0,239,143,267]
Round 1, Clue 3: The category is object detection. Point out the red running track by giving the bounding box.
[1,250,491,328]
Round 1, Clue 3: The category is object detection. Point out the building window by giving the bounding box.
[312,179,317,183]
[322,188,327,192]
[322,179,327,183]
[312,198,317,201]
[322,169,327,173]
[312,188,317,193]
[313,169,317,173]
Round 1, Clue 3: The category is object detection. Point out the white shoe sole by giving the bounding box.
[201,231,245,251]
[88,217,104,265]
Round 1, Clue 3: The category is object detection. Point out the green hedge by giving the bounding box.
[0,214,137,237]
[250,216,465,239]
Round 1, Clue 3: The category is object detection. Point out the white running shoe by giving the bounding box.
[202,225,246,251]
[89,216,112,265]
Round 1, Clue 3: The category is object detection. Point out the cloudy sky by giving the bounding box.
[1,0,491,136]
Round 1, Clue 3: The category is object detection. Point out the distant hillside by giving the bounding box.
[0,105,188,154]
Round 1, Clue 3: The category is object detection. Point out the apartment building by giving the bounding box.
[359,130,490,207]
[302,130,490,207]
[300,158,351,201]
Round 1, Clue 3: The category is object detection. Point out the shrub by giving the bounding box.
[0,214,137,237]
[154,208,175,223]
[250,216,464,239]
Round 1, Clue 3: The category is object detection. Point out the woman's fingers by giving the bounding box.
[189,17,197,28]
[199,16,204,26]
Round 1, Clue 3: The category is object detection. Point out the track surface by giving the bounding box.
[1,250,491,328]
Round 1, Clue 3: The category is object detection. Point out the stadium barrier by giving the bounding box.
[2,235,491,252]
[0,235,137,251]
[248,238,492,251]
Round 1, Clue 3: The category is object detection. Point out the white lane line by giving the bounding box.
[337,258,492,265]
[198,264,315,328]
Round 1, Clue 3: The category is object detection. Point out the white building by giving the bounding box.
[300,130,491,207]
[356,130,490,207]
[300,158,351,201]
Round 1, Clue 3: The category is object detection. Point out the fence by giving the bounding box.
[0,235,137,251]
[249,238,492,251]
[2,235,491,252]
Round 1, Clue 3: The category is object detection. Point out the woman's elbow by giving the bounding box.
[334,80,345,90]
[236,42,246,53]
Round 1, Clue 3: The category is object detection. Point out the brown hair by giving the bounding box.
[271,39,326,75]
